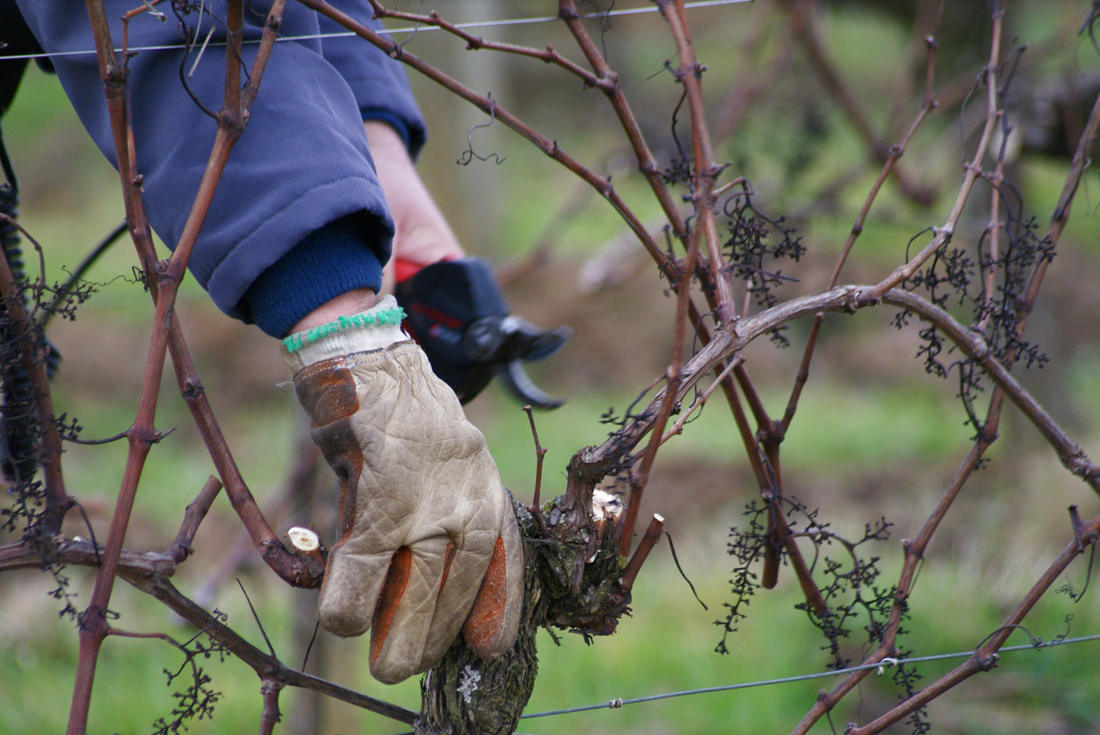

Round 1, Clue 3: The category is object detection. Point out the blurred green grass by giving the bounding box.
[4,549,1100,734]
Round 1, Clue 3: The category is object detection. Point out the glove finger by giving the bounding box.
[414,528,500,671]
[462,508,524,659]
[317,542,392,638]
[368,537,455,684]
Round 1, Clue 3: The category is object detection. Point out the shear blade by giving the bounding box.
[498,316,572,363]
[496,360,566,410]
[522,325,573,362]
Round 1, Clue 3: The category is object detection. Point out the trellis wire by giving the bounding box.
[520,633,1100,719]
[0,0,752,63]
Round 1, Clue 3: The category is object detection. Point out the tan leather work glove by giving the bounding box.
[282,296,524,684]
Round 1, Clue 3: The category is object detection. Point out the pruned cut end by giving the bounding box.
[591,489,624,521]
[287,526,320,552]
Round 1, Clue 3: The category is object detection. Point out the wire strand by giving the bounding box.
[0,0,751,63]
[520,633,1100,719]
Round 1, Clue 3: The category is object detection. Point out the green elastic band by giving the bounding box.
[282,306,405,353]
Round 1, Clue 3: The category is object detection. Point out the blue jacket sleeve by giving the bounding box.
[14,1,424,336]
[317,2,427,158]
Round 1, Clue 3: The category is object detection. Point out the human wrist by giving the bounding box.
[364,122,465,272]
[289,288,381,335]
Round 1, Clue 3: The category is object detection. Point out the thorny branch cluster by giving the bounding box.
[3,1,1100,734]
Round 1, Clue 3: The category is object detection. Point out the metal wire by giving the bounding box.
[520,633,1100,719]
[0,0,751,62]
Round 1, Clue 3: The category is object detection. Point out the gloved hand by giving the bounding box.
[282,295,524,684]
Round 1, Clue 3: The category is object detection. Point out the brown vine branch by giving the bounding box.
[618,0,760,554]
[0,533,415,725]
[556,0,691,254]
[258,678,283,735]
[682,301,828,611]
[658,0,737,323]
[123,572,420,725]
[0,537,177,577]
[646,0,819,607]
[619,513,665,592]
[523,406,551,539]
[368,4,613,92]
[117,0,316,591]
[192,442,325,608]
[883,0,942,134]
[1021,73,1100,312]
[68,2,294,732]
[879,295,1098,486]
[619,170,700,554]
[69,2,174,728]
[577,284,1099,496]
[790,430,996,732]
[792,67,1100,729]
[167,335,325,588]
[656,355,741,445]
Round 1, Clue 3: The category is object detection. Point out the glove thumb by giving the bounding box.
[462,506,524,658]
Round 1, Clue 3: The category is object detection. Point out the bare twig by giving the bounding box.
[192,442,323,607]
[861,7,1006,303]
[782,35,939,434]
[847,509,1100,735]
[618,514,665,592]
[523,406,551,538]
[368,5,612,92]
[881,293,1098,487]
[619,0,750,555]
[5,534,415,725]
[656,355,741,445]
[557,0,691,255]
[577,283,1100,497]
[168,475,223,563]
[0,537,176,577]
[794,59,1100,730]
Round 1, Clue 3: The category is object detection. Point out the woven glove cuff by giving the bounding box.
[281,294,407,371]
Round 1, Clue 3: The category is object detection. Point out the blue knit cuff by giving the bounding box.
[242,214,385,338]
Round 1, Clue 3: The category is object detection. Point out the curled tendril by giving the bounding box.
[457,101,505,166]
